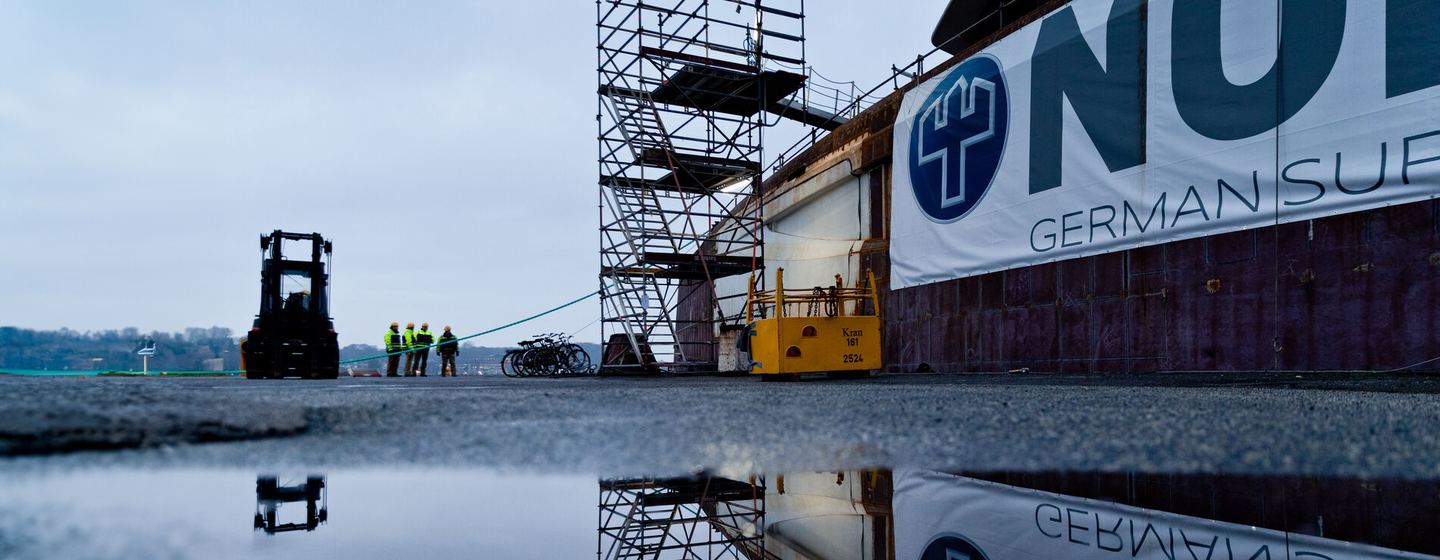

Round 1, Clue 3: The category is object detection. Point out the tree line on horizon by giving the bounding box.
[0,326,239,372]
[0,326,601,374]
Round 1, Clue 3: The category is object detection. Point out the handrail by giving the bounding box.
[764,0,1027,174]
[746,268,879,320]
[766,46,946,173]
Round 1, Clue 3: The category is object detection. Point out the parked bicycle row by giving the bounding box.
[502,333,593,377]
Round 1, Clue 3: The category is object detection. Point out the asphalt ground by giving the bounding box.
[0,371,1437,479]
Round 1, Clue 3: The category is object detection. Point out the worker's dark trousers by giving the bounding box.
[414,350,430,376]
[386,353,401,377]
[440,354,456,376]
[404,350,416,376]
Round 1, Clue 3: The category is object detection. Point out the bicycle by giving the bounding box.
[501,333,592,377]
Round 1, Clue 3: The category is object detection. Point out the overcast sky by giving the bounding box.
[0,0,948,345]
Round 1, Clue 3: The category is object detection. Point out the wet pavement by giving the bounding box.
[0,372,1438,558]
[1,372,1437,477]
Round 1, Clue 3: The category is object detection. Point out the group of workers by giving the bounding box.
[383,322,460,377]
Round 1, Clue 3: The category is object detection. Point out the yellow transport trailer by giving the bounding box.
[744,268,882,378]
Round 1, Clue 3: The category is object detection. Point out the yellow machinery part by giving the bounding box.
[748,315,881,375]
[745,268,882,376]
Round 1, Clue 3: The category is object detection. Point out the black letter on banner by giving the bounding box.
[1062,211,1085,247]
[1130,522,1175,560]
[1067,507,1091,545]
[1335,143,1386,195]
[1403,130,1440,184]
[1217,172,1261,218]
[1282,159,1326,206]
[1172,0,1345,140]
[1091,205,1118,242]
[1035,503,1064,538]
[1032,219,1059,253]
[1096,513,1124,552]
[1180,529,1219,560]
[1388,0,1440,98]
[1171,185,1211,228]
[1123,192,1167,236]
[1029,0,1145,194]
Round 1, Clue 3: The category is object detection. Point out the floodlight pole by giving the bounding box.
[137,342,156,375]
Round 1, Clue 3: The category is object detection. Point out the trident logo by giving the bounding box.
[909,54,1009,223]
[917,76,997,209]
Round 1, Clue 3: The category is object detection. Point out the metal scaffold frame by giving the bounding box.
[595,0,807,374]
[597,476,772,560]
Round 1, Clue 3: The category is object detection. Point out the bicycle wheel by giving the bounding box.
[563,344,591,373]
[538,347,562,376]
[501,350,522,378]
[518,348,539,377]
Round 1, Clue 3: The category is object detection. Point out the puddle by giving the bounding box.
[0,468,1435,559]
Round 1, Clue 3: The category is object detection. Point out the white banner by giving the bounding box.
[893,470,1435,560]
[891,0,1440,289]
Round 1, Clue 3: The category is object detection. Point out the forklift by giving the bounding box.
[242,230,340,379]
[254,475,328,534]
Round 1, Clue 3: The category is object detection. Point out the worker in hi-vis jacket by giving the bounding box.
[412,323,435,376]
[384,322,404,377]
[437,326,460,377]
[402,322,418,376]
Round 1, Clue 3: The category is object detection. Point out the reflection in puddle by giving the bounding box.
[598,477,767,559]
[895,471,1440,560]
[0,469,596,559]
[766,471,893,560]
[254,476,327,535]
[0,468,1435,559]
[596,471,1438,560]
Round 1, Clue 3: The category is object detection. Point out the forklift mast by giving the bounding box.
[258,231,332,318]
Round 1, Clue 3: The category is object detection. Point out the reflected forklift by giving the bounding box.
[254,475,328,534]
[241,230,340,379]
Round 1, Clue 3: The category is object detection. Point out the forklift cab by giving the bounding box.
[243,230,340,379]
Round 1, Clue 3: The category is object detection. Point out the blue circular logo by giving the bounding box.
[908,54,1009,223]
[919,534,990,560]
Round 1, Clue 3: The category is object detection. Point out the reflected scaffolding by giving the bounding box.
[598,475,769,559]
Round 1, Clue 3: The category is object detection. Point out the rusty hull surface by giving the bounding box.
[883,199,1440,373]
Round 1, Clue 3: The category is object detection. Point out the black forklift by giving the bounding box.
[242,230,340,379]
[254,475,328,534]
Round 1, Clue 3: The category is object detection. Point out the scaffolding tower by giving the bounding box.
[596,0,814,373]
[598,476,772,560]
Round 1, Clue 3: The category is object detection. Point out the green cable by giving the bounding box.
[339,290,599,365]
